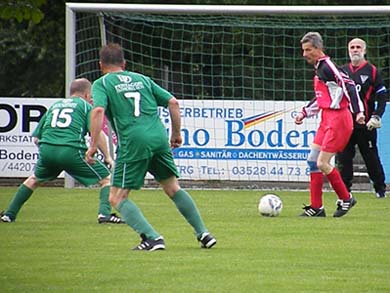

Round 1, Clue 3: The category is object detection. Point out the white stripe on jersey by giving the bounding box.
[324,58,364,112]
[122,163,126,188]
[324,59,350,108]
[326,81,343,109]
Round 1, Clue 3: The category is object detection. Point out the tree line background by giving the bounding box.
[2,0,390,98]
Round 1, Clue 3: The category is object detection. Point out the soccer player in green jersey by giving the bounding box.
[1,78,123,224]
[86,43,216,251]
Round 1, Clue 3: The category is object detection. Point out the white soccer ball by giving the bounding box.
[258,193,283,217]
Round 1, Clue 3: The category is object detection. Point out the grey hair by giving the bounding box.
[300,32,323,49]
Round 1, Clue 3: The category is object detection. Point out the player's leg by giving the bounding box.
[1,144,59,222]
[336,131,357,193]
[318,110,356,217]
[151,151,216,248]
[358,129,386,197]
[66,149,123,223]
[1,175,39,222]
[300,145,326,217]
[300,117,326,217]
[97,175,124,224]
[317,150,356,217]
[307,146,324,208]
[318,151,349,198]
[110,160,164,251]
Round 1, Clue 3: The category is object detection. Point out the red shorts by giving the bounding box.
[313,108,353,153]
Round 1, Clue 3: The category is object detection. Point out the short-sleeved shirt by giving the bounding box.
[92,71,173,162]
[31,97,110,185]
[33,97,91,150]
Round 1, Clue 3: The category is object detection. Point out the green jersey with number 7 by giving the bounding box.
[92,71,173,162]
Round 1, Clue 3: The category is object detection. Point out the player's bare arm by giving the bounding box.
[168,97,182,148]
[86,107,105,164]
[97,131,114,168]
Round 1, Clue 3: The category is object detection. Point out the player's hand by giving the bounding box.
[294,112,305,125]
[366,115,382,130]
[170,133,183,149]
[104,157,115,170]
[33,137,39,146]
[355,112,366,125]
[85,146,98,165]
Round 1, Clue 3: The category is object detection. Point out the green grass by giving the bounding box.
[0,187,389,292]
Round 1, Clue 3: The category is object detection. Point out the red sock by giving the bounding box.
[310,172,324,209]
[326,168,350,200]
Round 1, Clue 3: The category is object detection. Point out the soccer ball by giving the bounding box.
[258,193,283,217]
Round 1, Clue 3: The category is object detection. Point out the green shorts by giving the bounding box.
[112,149,180,189]
[35,144,110,186]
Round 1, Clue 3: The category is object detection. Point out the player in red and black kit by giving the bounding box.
[295,32,365,217]
[337,38,387,198]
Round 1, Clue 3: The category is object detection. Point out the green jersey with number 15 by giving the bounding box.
[92,71,173,162]
[32,97,91,150]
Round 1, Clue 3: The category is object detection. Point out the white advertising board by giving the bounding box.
[1,98,318,181]
[0,98,60,177]
[165,100,318,182]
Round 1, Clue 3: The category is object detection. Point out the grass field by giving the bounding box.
[0,186,389,292]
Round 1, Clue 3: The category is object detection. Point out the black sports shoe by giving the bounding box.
[300,205,326,217]
[0,211,14,223]
[376,191,386,199]
[197,232,217,249]
[97,213,125,224]
[333,197,357,217]
[132,234,165,251]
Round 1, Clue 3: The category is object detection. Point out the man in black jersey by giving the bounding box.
[337,38,387,198]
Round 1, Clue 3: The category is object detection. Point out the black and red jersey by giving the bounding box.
[341,61,387,120]
[303,56,364,118]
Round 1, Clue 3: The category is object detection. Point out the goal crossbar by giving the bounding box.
[66,4,390,15]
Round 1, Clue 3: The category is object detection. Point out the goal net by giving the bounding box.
[66,4,390,188]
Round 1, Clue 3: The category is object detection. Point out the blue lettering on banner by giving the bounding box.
[173,148,309,161]
[159,107,244,119]
[225,119,314,148]
[164,119,315,148]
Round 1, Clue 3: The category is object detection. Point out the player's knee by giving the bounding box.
[23,175,39,190]
[99,176,111,187]
[307,160,319,172]
[160,176,180,197]
[109,188,129,208]
[109,193,121,207]
[316,160,332,174]
[307,148,320,172]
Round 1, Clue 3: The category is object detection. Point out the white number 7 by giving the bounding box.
[124,92,141,117]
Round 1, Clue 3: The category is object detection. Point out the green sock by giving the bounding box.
[5,184,34,219]
[98,186,111,216]
[117,199,159,240]
[171,189,207,237]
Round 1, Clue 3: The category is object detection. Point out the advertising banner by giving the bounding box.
[164,100,318,182]
[8,98,381,182]
[0,98,60,177]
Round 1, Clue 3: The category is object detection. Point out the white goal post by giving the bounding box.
[65,4,390,189]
